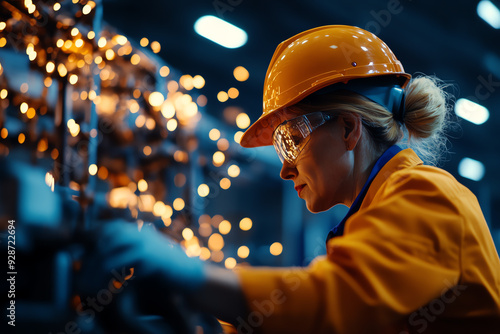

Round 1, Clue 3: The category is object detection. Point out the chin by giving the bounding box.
[305,200,330,213]
[305,195,338,213]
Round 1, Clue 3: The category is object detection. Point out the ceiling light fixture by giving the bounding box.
[458,157,485,181]
[454,98,489,125]
[194,15,247,49]
[477,0,500,29]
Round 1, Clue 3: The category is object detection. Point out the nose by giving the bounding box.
[280,160,297,180]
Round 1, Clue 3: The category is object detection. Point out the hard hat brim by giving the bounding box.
[240,108,284,148]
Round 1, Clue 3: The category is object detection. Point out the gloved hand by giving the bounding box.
[92,220,206,292]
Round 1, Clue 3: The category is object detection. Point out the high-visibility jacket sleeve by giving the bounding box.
[236,165,500,333]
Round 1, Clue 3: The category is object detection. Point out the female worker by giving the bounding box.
[91,26,500,333]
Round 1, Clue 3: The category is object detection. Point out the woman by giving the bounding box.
[93,26,500,333]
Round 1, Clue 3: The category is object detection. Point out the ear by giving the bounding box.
[339,113,362,151]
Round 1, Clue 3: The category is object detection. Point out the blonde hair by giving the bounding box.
[290,75,453,165]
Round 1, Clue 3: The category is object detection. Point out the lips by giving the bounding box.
[294,184,305,196]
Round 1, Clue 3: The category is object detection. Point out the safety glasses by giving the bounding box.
[272,112,334,164]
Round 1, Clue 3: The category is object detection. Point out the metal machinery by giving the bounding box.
[0,1,252,332]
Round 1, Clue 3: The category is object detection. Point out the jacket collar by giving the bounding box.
[360,148,423,210]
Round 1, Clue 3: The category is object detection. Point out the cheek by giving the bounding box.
[318,150,349,190]
[323,152,351,188]
[310,133,347,179]
[304,140,352,206]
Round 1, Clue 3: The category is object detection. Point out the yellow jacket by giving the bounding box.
[236,148,500,333]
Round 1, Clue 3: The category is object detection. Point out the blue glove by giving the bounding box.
[96,220,206,291]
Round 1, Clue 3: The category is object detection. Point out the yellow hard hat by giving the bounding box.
[240,25,411,148]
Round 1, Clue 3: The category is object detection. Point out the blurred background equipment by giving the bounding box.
[0,0,499,333]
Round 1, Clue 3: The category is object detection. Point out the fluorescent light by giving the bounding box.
[477,0,500,29]
[458,157,485,181]
[454,98,489,125]
[194,15,247,49]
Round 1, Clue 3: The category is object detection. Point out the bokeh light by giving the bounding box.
[233,66,249,82]
[173,198,185,211]
[198,184,210,197]
[270,242,283,256]
[208,233,224,251]
[209,128,221,141]
[138,179,148,192]
[218,220,231,234]
[237,245,250,259]
[228,164,240,177]
[225,257,237,269]
[236,113,251,129]
[239,217,252,231]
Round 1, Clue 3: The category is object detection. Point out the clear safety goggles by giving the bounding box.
[272,112,334,164]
